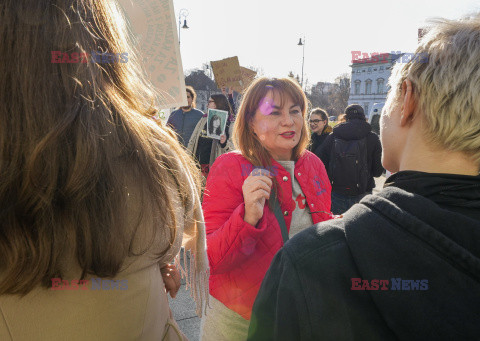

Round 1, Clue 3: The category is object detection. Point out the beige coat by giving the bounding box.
[0,139,208,340]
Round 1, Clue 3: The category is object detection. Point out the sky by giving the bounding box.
[172,0,480,85]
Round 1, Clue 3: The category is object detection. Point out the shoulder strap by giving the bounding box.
[272,189,289,243]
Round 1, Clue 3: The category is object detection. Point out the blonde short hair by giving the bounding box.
[385,13,480,164]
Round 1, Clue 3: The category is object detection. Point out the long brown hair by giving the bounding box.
[0,0,200,294]
[233,77,310,203]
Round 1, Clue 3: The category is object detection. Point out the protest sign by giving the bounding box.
[239,66,257,93]
[210,57,243,89]
[117,0,187,108]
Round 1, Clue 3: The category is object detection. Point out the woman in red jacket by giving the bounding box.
[200,77,332,340]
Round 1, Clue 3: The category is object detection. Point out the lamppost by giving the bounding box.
[297,36,305,89]
[178,9,189,45]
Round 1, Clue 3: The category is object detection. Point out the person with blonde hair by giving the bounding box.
[249,14,480,340]
[0,1,208,339]
[200,77,332,340]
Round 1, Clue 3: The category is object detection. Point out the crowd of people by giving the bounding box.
[1,1,479,340]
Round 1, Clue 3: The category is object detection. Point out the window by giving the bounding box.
[354,81,361,95]
[365,79,372,95]
[362,69,366,72]
[377,78,384,94]
[380,66,384,73]
[357,69,361,73]
[374,68,377,71]
[368,67,372,73]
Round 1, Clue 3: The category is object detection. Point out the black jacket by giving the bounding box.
[309,132,329,155]
[318,119,383,193]
[249,171,480,341]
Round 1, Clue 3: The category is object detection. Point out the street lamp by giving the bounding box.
[297,37,305,89]
[178,9,189,45]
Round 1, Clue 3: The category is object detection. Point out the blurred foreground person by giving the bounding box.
[200,78,332,340]
[0,1,208,340]
[250,14,480,340]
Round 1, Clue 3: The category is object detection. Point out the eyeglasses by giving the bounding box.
[309,119,325,124]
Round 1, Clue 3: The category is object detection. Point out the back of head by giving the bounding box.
[0,0,199,294]
[344,104,366,121]
[385,13,480,165]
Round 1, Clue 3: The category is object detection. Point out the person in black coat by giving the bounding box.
[308,108,332,155]
[249,14,480,341]
[318,104,383,214]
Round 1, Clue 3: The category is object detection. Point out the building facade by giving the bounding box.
[347,53,402,115]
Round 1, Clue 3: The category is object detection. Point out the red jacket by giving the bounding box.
[202,150,332,319]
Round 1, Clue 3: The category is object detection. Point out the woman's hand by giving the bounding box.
[220,134,227,144]
[161,264,181,298]
[242,169,273,227]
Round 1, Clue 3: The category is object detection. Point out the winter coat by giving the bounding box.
[202,150,332,319]
[249,171,480,340]
[309,125,332,155]
[318,119,383,193]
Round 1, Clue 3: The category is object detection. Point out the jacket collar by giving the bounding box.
[385,170,480,210]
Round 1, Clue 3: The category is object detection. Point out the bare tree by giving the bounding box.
[330,73,351,115]
[185,69,217,91]
[305,73,351,116]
